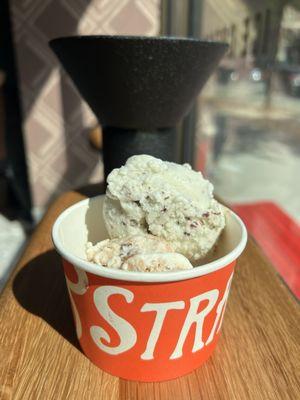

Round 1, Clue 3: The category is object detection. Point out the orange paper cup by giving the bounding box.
[52,195,247,382]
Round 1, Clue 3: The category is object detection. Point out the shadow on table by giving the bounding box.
[12,249,82,352]
[11,182,106,353]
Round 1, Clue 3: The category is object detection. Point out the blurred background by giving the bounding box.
[0,0,299,296]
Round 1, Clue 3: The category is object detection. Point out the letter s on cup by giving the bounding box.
[90,286,137,355]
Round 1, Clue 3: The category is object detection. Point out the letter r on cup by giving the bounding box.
[170,289,219,359]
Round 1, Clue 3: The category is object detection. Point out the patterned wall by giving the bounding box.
[10,0,160,207]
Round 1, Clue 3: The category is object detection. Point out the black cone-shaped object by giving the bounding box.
[50,36,228,175]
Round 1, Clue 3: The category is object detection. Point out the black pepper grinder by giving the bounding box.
[49,36,227,180]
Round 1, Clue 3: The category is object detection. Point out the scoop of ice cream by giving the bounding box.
[86,234,192,272]
[122,253,193,272]
[103,155,225,261]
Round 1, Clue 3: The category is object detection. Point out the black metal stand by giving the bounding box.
[50,35,228,181]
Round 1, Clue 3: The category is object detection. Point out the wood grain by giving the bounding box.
[0,188,299,400]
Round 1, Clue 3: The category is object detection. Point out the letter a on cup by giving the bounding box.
[206,272,233,345]
[90,286,137,355]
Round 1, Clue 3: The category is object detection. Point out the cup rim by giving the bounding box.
[52,196,247,283]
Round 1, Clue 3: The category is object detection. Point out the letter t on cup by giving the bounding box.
[141,301,185,360]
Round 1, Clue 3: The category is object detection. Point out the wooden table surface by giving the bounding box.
[0,188,299,400]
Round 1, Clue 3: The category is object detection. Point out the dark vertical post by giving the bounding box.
[161,0,204,166]
[182,0,204,166]
[0,0,32,221]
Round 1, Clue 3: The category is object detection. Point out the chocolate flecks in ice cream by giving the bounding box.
[102,155,225,262]
[86,234,193,272]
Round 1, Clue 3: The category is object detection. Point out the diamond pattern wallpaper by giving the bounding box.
[10,0,160,207]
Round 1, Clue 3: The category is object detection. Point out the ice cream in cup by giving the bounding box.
[52,156,247,382]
